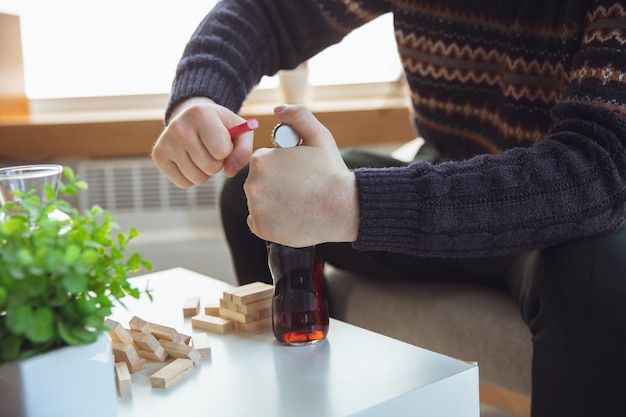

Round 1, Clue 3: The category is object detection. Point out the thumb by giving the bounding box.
[273,105,335,149]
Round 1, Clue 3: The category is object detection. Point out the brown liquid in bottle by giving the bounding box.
[268,243,329,346]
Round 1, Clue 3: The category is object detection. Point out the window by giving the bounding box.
[1,0,401,101]
[308,13,400,86]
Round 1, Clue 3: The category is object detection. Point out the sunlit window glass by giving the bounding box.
[1,0,400,99]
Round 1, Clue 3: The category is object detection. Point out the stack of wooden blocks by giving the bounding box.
[106,316,211,397]
[107,281,274,398]
[190,281,274,334]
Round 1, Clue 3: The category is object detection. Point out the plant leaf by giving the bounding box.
[62,273,88,294]
[127,252,142,271]
[117,233,127,249]
[63,244,81,265]
[78,248,99,266]
[57,321,81,345]
[75,180,88,190]
[6,304,32,335]
[84,314,105,330]
[1,216,29,236]
[128,228,139,240]
[26,308,55,343]
[0,286,6,307]
[44,184,56,202]
[16,248,34,266]
[63,166,76,181]
[71,326,97,344]
[0,334,21,362]
[76,295,98,314]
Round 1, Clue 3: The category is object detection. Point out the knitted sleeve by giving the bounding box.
[353,1,626,257]
[164,0,389,123]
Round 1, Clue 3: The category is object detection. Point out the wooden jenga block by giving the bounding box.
[148,322,182,343]
[150,358,194,389]
[191,333,212,359]
[128,316,150,333]
[183,296,200,317]
[221,290,236,303]
[222,281,268,303]
[256,307,272,320]
[191,314,233,334]
[236,317,272,333]
[105,318,134,345]
[137,346,168,362]
[179,333,192,345]
[237,297,272,315]
[129,357,147,374]
[159,339,202,364]
[111,341,140,368]
[204,303,220,316]
[219,307,257,324]
[114,362,132,398]
[128,329,161,352]
[219,298,237,311]
[232,284,274,305]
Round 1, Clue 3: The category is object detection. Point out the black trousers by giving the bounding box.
[220,147,626,417]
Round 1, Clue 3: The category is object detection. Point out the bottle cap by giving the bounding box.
[271,124,302,148]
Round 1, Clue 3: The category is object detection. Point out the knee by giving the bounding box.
[586,224,626,324]
[536,224,626,329]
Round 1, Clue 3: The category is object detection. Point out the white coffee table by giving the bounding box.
[112,268,479,417]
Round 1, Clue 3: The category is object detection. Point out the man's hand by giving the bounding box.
[244,105,359,247]
[152,98,254,188]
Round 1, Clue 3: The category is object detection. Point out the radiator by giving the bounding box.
[76,157,236,284]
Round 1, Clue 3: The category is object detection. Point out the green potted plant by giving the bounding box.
[0,164,151,417]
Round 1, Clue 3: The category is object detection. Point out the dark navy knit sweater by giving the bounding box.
[166,0,626,257]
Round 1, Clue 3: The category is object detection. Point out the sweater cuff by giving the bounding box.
[165,65,248,124]
[352,165,422,252]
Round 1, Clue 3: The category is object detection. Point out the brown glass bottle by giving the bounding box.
[267,242,329,346]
